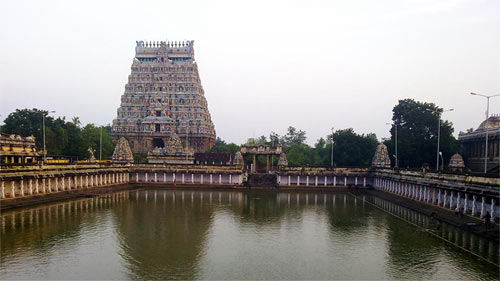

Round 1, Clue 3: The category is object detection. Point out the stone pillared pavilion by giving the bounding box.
[112,40,216,155]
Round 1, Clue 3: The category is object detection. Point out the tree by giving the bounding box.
[331,129,378,167]
[286,143,316,166]
[208,137,240,156]
[81,124,114,160]
[313,137,330,166]
[269,131,280,146]
[281,126,307,148]
[1,108,47,148]
[385,99,458,169]
[0,108,115,160]
[71,116,81,128]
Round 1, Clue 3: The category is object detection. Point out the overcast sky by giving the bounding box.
[1,0,499,145]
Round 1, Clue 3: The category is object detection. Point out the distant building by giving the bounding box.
[458,115,500,172]
[0,133,40,164]
[112,40,216,155]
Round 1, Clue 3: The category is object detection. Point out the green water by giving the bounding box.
[1,189,498,280]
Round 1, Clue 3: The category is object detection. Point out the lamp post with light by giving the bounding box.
[470,92,500,173]
[330,127,334,167]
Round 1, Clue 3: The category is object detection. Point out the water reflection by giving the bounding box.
[364,194,499,266]
[0,189,498,280]
[113,190,213,280]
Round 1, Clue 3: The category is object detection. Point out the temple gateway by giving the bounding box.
[112,40,216,155]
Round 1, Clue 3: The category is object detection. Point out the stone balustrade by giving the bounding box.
[372,169,499,222]
[0,166,130,199]
[277,167,371,188]
[1,164,498,224]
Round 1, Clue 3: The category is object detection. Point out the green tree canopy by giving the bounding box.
[208,137,240,156]
[331,129,379,167]
[1,108,114,160]
[384,99,458,169]
[280,126,307,148]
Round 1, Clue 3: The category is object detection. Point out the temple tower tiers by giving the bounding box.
[112,40,216,154]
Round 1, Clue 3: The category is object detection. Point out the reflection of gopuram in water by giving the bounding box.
[0,193,129,260]
[111,190,214,280]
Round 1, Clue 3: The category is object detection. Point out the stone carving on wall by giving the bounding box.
[165,132,184,154]
[112,137,134,163]
[233,151,244,166]
[371,144,391,168]
[147,132,194,164]
[278,153,288,167]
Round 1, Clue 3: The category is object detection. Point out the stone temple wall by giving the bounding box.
[112,40,216,154]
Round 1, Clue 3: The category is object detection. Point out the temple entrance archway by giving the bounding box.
[240,145,283,174]
[153,138,165,148]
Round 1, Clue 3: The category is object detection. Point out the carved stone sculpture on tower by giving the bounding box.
[88,147,96,163]
[448,153,465,172]
[233,151,244,166]
[112,137,134,164]
[371,144,391,168]
[165,132,184,154]
[278,153,288,167]
[147,132,194,164]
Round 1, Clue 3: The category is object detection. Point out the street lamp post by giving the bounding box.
[470,92,500,173]
[330,127,334,167]
[42,110,55,163]
[395,122,398,168]
[435,108,454,171]
[439,151,444,171]
[99,126,102,161]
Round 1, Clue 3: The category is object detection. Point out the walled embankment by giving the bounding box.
[0,165,131,200]
[129,164,245,186]
[0,164,246,209]
[277,167,371,187]
[1,165,498,224]
[371,169,500,222]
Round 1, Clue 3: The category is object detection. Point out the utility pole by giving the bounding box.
[395,121,398,168]
[436,116,440,171]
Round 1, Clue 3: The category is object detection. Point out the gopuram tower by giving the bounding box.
[112,40,216,154]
